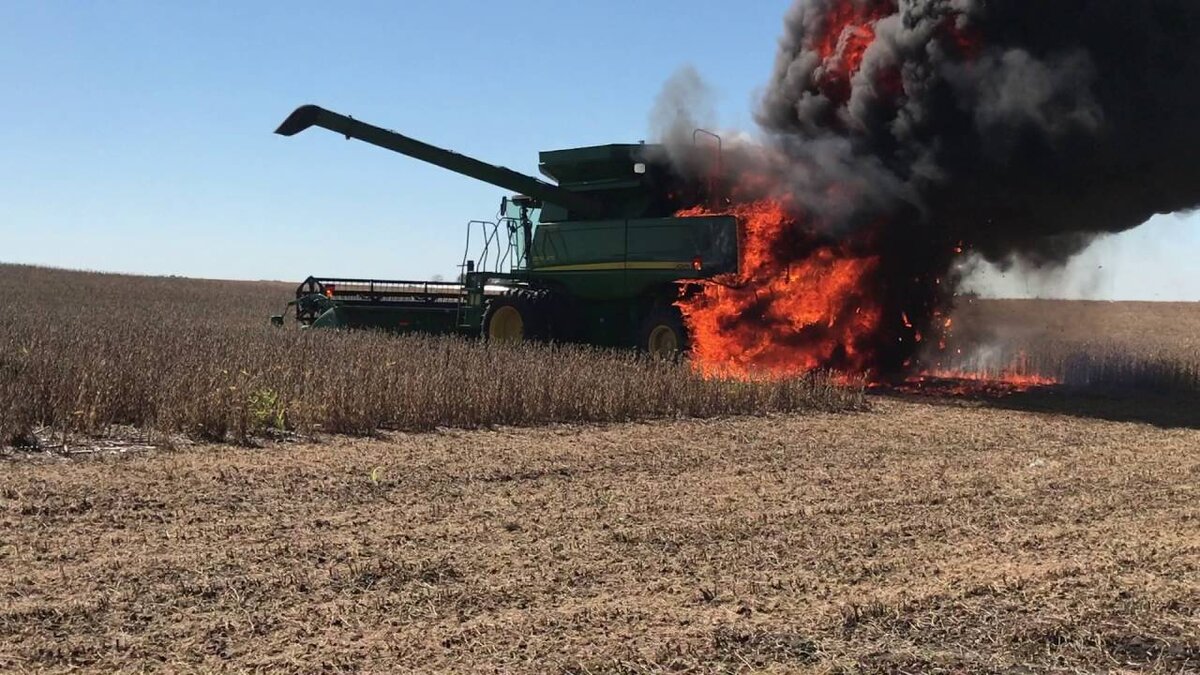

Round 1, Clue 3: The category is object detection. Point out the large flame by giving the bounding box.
[676,201,1057,391]
[677,200,884,378]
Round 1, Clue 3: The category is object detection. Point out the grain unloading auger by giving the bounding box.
[271,104,740,355]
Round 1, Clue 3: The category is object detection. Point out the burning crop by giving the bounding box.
[665,0,1200,389]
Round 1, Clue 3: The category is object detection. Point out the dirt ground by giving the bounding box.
[2,398,1197,673]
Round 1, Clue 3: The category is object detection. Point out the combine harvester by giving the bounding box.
[272,105,738,356]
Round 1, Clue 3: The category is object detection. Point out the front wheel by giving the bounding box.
[639,307,689,358]
[481,290,548,343]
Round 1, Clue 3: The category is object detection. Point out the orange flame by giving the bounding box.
[892,366,1058,396]
[674,199,1059,393]
[813,1,894,102]
[677,200,883,378]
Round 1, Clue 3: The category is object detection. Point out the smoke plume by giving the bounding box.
[669,0,1200,377]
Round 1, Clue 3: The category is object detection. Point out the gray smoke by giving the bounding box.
[650,66,716,154]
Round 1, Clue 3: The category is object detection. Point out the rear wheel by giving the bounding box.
[482,290,548,343]
[639,306,688,358]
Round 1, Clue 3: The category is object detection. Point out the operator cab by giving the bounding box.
[500,195,541,270]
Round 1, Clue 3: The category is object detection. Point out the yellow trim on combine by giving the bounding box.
[535,261,693,272]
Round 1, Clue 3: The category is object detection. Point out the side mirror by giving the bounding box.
[269,315,284,327]
[466,260,475,273]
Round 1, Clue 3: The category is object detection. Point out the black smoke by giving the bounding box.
[763,0,1200,262]
[672,0,1200,376]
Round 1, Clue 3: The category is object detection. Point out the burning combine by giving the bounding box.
[272,105,736,356]
[277,0,1200,390]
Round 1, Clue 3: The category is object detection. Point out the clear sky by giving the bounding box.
[2,1,1196,301]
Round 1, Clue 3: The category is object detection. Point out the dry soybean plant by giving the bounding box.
[0,265,864,445]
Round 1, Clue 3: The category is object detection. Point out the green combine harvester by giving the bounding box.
[272,105,739,356]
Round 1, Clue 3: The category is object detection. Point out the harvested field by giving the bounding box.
[2,264,1197,672]
[2,400,1197,672]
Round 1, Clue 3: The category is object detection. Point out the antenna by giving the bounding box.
[692,128,723,206]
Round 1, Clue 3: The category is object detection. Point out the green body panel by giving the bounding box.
[527,215,738,301]
[623,215,738,295]
[537,144,663,220]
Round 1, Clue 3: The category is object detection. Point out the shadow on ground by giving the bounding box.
[987,387,1199,429]
[876,385,1200,430]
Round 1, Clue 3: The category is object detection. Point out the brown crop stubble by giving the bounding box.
[1,400,1196,672]
[0,265,865,445]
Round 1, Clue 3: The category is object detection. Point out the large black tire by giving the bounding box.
[638,306,689,358]
[481,289,550,343]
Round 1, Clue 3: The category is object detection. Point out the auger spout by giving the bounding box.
[275,105,604,218]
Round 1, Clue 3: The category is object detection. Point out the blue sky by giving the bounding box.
[1,1,1196,301]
